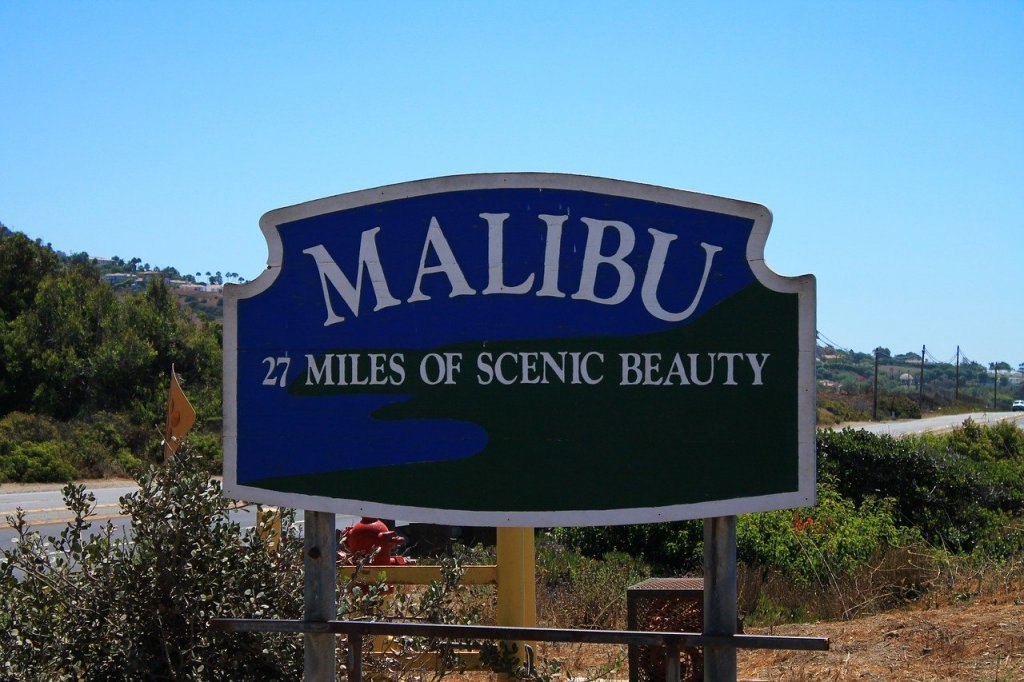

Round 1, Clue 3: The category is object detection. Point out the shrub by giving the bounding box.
[550,520,702,573]
[820,422,1024,555]
[0,412,60,452]
[536,536,650,630]
[738,543,936,624]
[0,448,304,679]
[0,411,146,482]
[817,397,869,424]
[880,393,922,419]
[818,427,939,529]
[0,448,497,680]
[737,483,920,586]
[0,441,79,482]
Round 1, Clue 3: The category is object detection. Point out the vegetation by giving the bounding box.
[4,424,1023,678]
[2,222,1024,678]
[0,225,223,481]
[1,449,304,679]
[1,450,514,680]
[554,419,1024,626]
[816,344,1024,423]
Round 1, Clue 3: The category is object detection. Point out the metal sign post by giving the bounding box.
[703,516,738,681]
[304,510,337,681]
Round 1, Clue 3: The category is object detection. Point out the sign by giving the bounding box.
[223,174,816,526]
[164,365,196,460]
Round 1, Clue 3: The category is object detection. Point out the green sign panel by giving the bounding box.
[223,174,816,526]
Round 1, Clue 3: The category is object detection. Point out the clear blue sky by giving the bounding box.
[2,2,1021,365]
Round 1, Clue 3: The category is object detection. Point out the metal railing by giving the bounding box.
[212,618,829,681]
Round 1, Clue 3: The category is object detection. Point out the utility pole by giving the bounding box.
[919,345,926,405]
[994,366,998,410]
[872,348,880,421]
[954,346,960,402]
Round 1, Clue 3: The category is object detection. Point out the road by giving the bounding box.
[837,411,1024,437]
[0,480,361,550]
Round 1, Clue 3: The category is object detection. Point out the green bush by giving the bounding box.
[944,418,1024,463]
[0,441,79,482]
[0,448,304,679]
[0,411,144,482]
[737,483,920,586]
[550,520,702,573]
[0,447,495,680]
[0,412,60,450]
[820,422,1024,555]
[878,394,922,419]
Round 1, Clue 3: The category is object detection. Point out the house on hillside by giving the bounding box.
[102,273,134,286]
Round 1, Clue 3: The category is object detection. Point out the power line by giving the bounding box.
[815,330,856,355]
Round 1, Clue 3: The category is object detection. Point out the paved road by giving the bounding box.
[834,411,1024,437]
[0,481,360,549]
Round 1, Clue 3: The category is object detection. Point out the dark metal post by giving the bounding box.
[954,346,960,401]
[919,345,926,405]
[872,349,879,421]
[703,516,737,682]
[994,366,998,409]
[664,639,681,681]
[304,511,337,681]
[347,633,363,682]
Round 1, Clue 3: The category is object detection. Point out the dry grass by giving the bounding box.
[441,552,1024,680]
[740,601,1024,681]
[738,545,939,624]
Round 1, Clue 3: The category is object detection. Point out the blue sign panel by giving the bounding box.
[223,174,816,526]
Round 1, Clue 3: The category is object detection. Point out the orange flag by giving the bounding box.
[164,365,196,460]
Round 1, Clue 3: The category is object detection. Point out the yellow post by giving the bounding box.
[496,527,536,673]
[256,505,282,553]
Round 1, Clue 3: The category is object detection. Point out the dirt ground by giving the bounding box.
[445,599,1023,681]
[738,600,1024,682]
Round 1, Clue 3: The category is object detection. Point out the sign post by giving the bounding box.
[303,510,336,681]
[496,527,537,671]
[222,174,817,681]
[703,516,738,680]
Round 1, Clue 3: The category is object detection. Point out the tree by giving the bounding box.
[2,265,220,423]
[4,263,122,418]
[0,231,60,322]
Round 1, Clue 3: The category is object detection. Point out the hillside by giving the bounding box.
[817,345,1024,425]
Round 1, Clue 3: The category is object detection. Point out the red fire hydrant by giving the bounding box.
[338,517,410,566]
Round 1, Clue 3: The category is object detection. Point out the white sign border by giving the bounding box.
[223,173,816,526]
